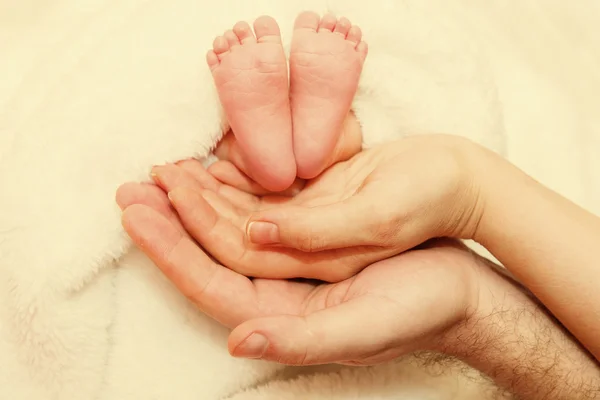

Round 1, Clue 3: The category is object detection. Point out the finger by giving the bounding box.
[151,164,205,193]
[197,187,244,222]
[209,181,293,214]
[116,182,188,235]
[153,162,260,212]
[121,203,259,327]
[166,186,251,269]
[116,182,166,211]
[175,158,221,192]
[209,160,273,196]
[214,184,262,212]
[209,160,306,197]
[245,194,400,252]
[167,187,386,281]
[228,296,402,365]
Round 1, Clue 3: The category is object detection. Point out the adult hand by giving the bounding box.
[148,134,484,281]
[242,134,486,251]
[211,129,600,365]
[116,183,600,400]
[116,180,480,365]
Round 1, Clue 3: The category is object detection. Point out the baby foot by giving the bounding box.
[290,12,368,179]
[207,16,296,192]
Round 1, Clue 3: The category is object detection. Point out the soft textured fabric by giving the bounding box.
[1,1,598,399]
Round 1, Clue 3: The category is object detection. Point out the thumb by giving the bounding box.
[228,297,401,365]
[245,195,394,252]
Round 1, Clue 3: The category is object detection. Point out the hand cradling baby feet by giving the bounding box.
[207,11,368,191]
[147,12,368,281]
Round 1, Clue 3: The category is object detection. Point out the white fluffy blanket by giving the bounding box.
[1,1,599,399]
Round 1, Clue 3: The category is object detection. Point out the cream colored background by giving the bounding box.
[1,1,598,399]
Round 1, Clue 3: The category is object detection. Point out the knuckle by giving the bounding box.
[371,225,395,245]
[272,348,311,366]
[369,216,403,247]
[188,266,217,304]
[229,247,253,274]
[295,235,313,252]
[295,228,326,252]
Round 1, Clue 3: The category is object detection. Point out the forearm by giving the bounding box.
[442,260,600,399]
[474,147,600,359]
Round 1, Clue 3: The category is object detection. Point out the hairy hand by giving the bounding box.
[117,179,481,365]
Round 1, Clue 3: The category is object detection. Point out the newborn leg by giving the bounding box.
[290,12,368,179]
[207,16,295,192]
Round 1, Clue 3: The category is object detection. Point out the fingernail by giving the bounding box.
[167,188,190,207]
[234,333,269,359]
[247,221,280,245]
[150,167,161,183]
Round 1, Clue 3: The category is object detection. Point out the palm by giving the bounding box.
[150,147,422,281]
[250,144,395,209]
[227,135,457,208]
[118,157,476,365]
[251,243,457,312]
[207,133,411,211]
[224,240,475,365]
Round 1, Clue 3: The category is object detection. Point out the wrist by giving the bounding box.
[440,136,492,241]
[435,255,600,399]
[436,259,521,358]
[463,136,600,360]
